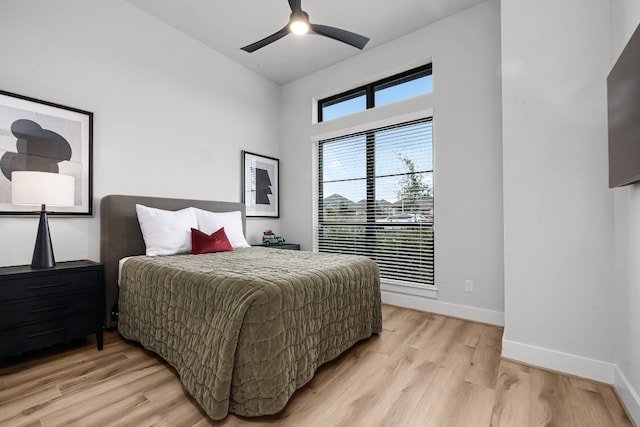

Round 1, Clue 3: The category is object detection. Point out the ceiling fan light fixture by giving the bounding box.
[290,19,309,35]
[240,0,370,53]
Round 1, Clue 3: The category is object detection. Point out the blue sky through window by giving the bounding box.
[375,75,433,108]
[322,95,366,121]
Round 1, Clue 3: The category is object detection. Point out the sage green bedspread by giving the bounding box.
[118,247,382,420]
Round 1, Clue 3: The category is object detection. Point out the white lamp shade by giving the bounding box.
[11,171,75,207]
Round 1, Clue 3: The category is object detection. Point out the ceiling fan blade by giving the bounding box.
[241,26,290,53]
[310,24,369,50]
[288,0,302,13]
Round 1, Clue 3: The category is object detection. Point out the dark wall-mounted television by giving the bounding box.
[608,23,640,188]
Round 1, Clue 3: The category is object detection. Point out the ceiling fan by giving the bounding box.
[241,0,370,53]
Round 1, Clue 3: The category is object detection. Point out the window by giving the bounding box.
[318,64,432,122]
[321,90,367,122]
[375,74,433,108]
[317,118,434,286]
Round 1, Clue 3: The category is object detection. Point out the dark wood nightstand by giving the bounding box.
[0,260,104,358]
[253,243,301,251]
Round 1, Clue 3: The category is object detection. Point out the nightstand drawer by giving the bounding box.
[0,290,96,330]
[0,271,98,301]
[0,313,96,358]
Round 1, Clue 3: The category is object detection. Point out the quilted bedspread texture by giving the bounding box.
[117,247,382,420]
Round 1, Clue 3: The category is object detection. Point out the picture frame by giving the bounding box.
[0,90,93,216]
[242,150,279,218]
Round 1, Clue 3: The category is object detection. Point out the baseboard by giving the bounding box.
[501,338,615,384]
[380,289,505,326]
[614,365,640,425]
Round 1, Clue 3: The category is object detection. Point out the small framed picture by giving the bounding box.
[242,150,279,218]
[0,90,93,215]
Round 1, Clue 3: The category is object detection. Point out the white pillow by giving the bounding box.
[135,204,197,256]
[194,208,250,249]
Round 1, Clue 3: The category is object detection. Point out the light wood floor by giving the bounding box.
[0,305,634,427]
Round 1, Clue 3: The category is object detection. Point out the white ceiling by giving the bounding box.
[126,0,487,85]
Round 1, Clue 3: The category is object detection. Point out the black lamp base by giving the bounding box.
[31,205,55,269]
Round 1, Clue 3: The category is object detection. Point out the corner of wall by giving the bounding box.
[615,366,640,425]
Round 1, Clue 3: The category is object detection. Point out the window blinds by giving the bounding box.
[317,118,434,286]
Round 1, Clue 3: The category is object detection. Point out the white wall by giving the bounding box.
[0,0,281,267]
[611,0,640,421]
[501,0,616,382]
[280,0,504,323]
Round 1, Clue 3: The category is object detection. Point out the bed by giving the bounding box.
[99,194,382,420]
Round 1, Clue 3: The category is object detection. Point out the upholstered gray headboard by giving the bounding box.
[100,194,246,328]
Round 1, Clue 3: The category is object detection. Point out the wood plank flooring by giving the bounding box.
[0,305,634,426]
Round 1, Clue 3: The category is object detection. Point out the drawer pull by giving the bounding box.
[27,327,68,338]
[28,282,70,290]
[27,304,69,314]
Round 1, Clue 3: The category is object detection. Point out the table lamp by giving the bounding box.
[11,171,75,269]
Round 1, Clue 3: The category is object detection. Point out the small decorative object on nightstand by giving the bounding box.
[0,260,104,358]
[262,229,286,246]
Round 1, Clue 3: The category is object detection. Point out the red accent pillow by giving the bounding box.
[191,227,234,254]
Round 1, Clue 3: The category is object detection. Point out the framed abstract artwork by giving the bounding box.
[242,150,279,218]
[0,90,93,215]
